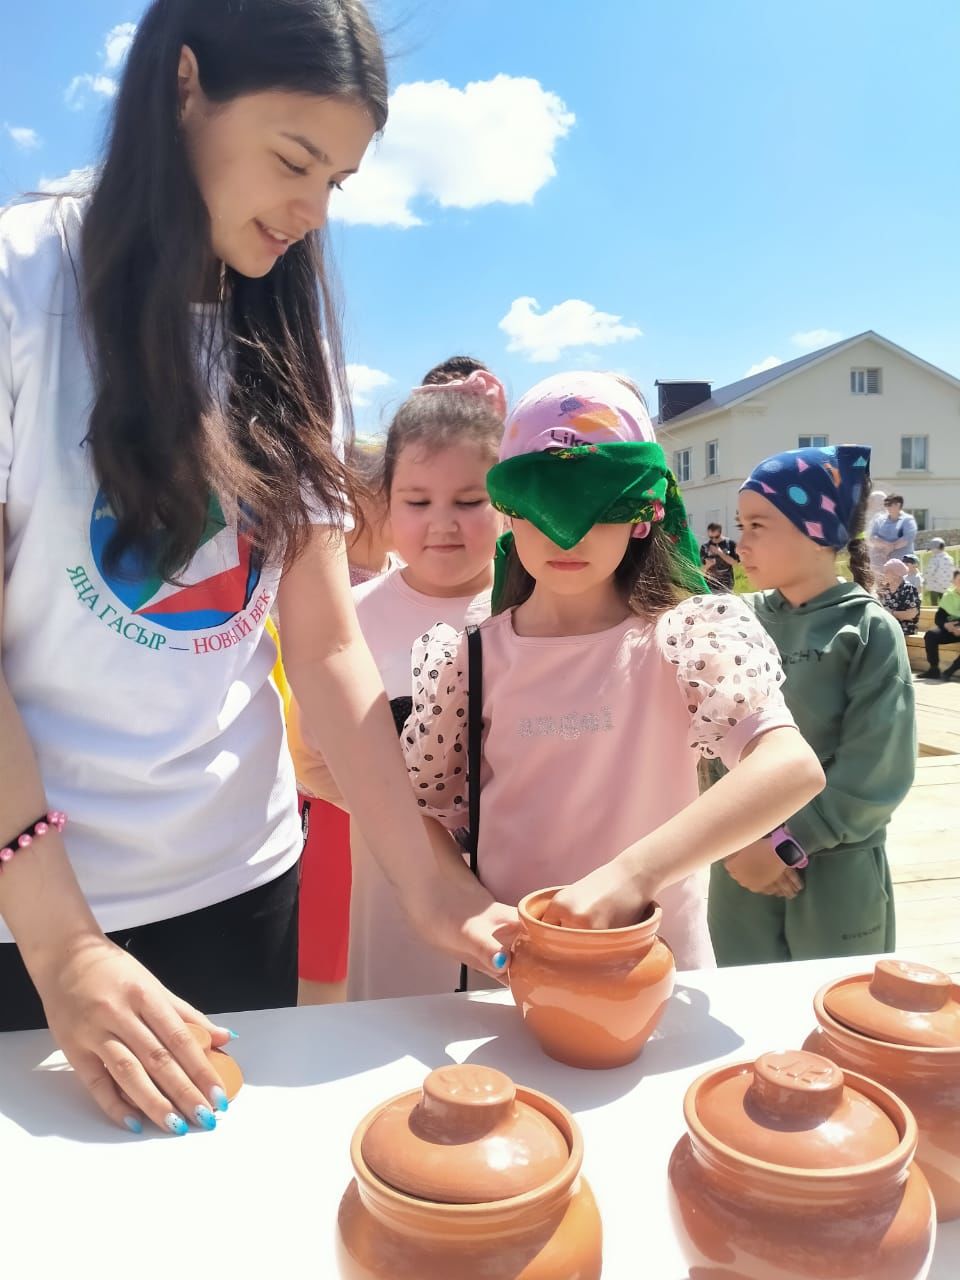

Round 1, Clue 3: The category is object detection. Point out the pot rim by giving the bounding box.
[683,1056,919,1188]
[517,887,663,941]
[350,1080,584,1221]
[814,976,960,1056]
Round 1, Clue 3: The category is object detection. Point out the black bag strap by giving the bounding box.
[457,624,483,994]
[466,625,483,875]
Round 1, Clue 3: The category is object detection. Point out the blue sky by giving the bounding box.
[3,0,959,435]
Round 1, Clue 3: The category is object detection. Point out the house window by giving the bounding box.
[674,448,691,483]
[798,434,829,449]
[706,440,719,477]
[850,367,882,395]
[901,436,929,471]
[913,508,929,532]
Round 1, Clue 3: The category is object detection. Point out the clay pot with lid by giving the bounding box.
[667,1049,936,1279]
[507,888,675,1070]
[335,1064,602,1280]
[804,958,960,1221]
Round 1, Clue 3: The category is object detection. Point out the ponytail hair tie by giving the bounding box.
[411,369,507,420]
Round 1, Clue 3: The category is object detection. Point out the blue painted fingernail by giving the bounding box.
[194,1105,217,1132]
[493,951,508,970]
[227,1030,240,1040]
[210,1085,229,1113]
[165,1112,189,1137]
[123,1115,143,1135]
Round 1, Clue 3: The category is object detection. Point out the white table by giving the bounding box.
[1,955,956,1279]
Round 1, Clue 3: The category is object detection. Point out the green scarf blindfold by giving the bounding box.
[487,441,707,604]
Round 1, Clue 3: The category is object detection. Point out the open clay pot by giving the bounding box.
[804,958,960,1221]
[667,1049,936,1279]
[187,1024,243,1101]
[335,1064,602,1280]
[507,888,675,1070]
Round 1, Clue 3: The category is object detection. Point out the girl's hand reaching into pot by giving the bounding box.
[542,864,653,931]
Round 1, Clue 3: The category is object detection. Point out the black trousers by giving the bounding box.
[924,628,960,670]
[0,861,299,1033]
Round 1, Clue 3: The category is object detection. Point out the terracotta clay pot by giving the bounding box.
[335,1064,602,1280]
[667,1049,936,1279]
[187,1024,244,1101]
[804,959,960,1222]
[507,888,675,1070]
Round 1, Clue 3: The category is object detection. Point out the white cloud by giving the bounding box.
[37,166,97,194]
[347,364,394,408]
[499,297,642,363]
[65,22,136,110]
[791,328,842,351]
[4,123,41,151]
[104,22,136,70]
[333,75,574,229]
[745,355,783,377]
[65,74,118,110]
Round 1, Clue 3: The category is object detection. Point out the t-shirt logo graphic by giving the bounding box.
[90,491,262,632]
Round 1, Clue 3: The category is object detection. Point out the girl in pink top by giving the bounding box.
[290,370,507,998]
[402,373,825,975]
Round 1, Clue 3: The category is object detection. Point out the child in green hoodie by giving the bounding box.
[707,444,916,965]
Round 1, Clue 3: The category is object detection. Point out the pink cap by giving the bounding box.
[499,372,655,462]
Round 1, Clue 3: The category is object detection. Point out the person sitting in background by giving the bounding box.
[699,521,739,592]
[902,553,923,595]
[919,569,960,682]
[879,559,921,636]
[924,538,955,605]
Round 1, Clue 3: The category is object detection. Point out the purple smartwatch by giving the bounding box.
[768,826,808,869]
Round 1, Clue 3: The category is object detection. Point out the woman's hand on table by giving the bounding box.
[31,934,236,1135]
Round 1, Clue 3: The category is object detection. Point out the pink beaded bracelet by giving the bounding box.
[0,810,67,866]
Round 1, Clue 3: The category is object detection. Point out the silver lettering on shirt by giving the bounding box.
[518,706,614,740]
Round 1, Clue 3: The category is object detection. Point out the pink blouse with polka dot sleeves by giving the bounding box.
[404,627,473,828]
[401,596,797,970]
[655,594,788,767]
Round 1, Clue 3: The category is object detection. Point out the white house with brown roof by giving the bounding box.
[654,331,960,543]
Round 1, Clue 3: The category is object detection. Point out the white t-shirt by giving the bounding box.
[0,197,340,940]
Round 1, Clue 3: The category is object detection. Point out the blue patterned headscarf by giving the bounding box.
[740,445,871,550]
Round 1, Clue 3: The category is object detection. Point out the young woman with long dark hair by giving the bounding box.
[0,0,512,1135]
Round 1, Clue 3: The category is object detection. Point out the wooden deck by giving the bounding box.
[912,674,960,757]
[889,678,959,974]
[888,609,960,973]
